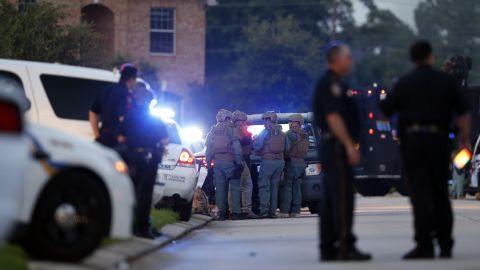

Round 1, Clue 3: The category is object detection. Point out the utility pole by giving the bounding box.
[331,0,337,40]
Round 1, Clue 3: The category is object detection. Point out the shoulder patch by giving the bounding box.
[331,83,342,97]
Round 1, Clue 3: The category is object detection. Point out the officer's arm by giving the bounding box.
[285,132,292,155]
[89,111,100,139]
[253,130,267,152]
[229,128,243,164]
[326,113,356,150]
[457,113,471,149]
[205,129,214,167]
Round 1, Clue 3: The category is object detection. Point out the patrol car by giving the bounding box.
[0,81,30,244]
[247,113,322,214]
[0,59,198,221]
[0,73,134,261]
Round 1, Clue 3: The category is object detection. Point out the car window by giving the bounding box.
[40,74,115,120]
[166,123,182,145]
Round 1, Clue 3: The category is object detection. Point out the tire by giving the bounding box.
[174,199,193,221]
[355,179,392,197]
[307,201,320,214]
[24,170,110,261]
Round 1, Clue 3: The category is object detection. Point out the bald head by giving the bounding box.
[327,45,353,76]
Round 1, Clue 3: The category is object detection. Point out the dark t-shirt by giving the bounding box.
[91,82,131,131]
[312,70,360,140]
[121,106,169,150]
[380,65,469,137]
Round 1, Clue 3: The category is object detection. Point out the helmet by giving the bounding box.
[216,109,232,122]
[289,114,304,125]
[232,110,247,122]
[262,111,278,123]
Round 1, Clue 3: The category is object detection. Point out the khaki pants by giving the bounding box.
[229,161,253,213]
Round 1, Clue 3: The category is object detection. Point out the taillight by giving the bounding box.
[0,100,22,133]
[178,149,195,167]
[195,156,214,168]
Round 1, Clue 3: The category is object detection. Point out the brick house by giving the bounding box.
[17,0,207,121]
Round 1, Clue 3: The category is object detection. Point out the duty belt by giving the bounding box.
[405,124,441,134]
[320,132,334,141]
[262,153,284,160]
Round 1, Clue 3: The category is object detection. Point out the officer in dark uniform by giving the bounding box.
[120,83,169,239]
[89,64,138,147]
[313,43,371,262]
[381,41,471,259]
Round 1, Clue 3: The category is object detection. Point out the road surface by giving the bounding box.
[132,196,480,270]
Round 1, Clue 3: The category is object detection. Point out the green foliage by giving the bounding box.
[151,209,179,230]
[415,0,480,83]
[0,0,107,68]
[0,244,28,270]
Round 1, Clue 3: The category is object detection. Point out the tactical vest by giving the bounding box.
[211,123,234,160]
[288,129,309,159]
[236,126,252,157]
[261,124,286,159]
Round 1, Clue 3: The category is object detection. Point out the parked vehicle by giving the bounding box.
[0,78,30,244]
[0,59,198,221]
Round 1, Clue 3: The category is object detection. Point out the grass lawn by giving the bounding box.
[0,244,28,270]
[151,208,180,230]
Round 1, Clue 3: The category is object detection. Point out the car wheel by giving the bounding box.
[174,199,193,221]
[355,179,392,196]
[307,201,320,214]
[24,170,110,261]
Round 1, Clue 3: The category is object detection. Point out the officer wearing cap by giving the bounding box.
[119,82,169,239]
[253,111,287,219]
[279,114,309,218]
[230,110,259,219]
[381,41,471,259]
[205,109,243,220]
[313,43,371,261]
[89,64,138,147]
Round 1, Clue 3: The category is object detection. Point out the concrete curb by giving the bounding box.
[29,214,212,270]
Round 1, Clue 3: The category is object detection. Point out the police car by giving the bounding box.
[0,81,30,244]
[0,73,134,261]
[0,59,198,221]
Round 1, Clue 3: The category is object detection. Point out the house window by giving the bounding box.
[150,8,176,55]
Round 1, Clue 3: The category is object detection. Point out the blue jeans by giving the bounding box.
[214,160,241,215]
[258,159,285,216]
[280,164,304,214]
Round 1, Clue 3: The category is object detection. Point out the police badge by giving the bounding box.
[331,83,342,97]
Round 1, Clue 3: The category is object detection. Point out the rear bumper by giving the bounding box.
[154,166,197,204]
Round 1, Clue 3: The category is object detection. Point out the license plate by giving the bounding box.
[159,164,175,170]
[305,164,321,176]
[163,174,186,183]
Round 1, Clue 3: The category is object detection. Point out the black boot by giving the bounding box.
[320,251,338,262]
[439,239,454,259]
[338,247,372,261]
[231,213,243,220]
[402,245,434,260]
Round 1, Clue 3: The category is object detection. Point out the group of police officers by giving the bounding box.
[89,64,169,239]
[206,40,471,262]
[205,110,310,220]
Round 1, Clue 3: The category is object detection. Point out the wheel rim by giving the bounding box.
[41,187,99,246]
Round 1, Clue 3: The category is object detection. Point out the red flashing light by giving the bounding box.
[368,128,374,135]
[368,112,374,119]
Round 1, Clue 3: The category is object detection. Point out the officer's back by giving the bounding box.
[382,62,466,135]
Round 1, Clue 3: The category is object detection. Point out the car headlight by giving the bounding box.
[114,160,129,175]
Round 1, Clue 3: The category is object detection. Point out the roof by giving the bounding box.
[247,112,314,124]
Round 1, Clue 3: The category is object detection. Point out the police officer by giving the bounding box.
[120,83,169,239]
[231,110,259,219]
[206,109,243,221]
[279,114,309,218]
[313,43,371,261]
[253,111,287,219]
[89,64,137,147]
[381,41,470,259]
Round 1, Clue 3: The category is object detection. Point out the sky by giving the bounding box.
[352,0,423,30]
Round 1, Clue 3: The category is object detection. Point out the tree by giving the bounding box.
[415,0,480,84]
[0,0,107,68]
[352,2,416,87]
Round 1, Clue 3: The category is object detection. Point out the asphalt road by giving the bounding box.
[132,196,480,270]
